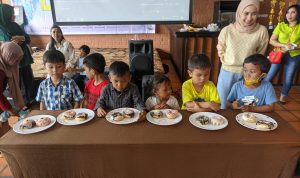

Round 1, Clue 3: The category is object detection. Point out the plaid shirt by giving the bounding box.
[36,76,83,110]
[94,83,145,111]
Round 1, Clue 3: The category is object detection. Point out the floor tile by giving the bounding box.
[291,110,300,119]
[282,101,300,110]
[289,122,300,133]
[275,111,299,122]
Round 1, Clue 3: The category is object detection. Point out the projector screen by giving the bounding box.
[50,0,192,25]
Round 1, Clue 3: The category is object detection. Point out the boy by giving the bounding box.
[82,53,108,110]
[36,50,83,110]
[95,61,146,121]
[227,54,277,112]
[182,54,220,112]
[73,45,90,92]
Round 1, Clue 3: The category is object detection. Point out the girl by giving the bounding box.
[82,53,108,110]
[265,4,300,104]
[145,74,179,110]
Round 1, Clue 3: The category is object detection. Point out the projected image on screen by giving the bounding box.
[51,0,192,25]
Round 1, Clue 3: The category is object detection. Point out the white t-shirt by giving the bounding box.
[145,95,180,110]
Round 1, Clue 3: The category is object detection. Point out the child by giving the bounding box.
[145,74,179,110]
[82,53,108,110]
[35,50,83,110]
[227,54,277,112]
[182,54,220,112]
[73,45,90,92]
[95,61,146,121]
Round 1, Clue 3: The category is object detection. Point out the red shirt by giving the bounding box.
[84,79,108,110]
[0,70,12,111]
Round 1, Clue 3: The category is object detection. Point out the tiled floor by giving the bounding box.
[1,55,300,177]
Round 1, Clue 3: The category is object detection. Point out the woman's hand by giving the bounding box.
[281,44,293,52]
[11,36,25,45]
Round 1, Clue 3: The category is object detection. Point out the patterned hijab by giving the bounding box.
[0,42,24,108]
[234,0,260,33]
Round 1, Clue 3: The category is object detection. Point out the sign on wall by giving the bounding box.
[11,0,155,35]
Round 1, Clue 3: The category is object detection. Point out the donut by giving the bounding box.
[256,120,275,129]
[166,110,179,119]
[196,115,210,125]
[63,110,76,120]
[75,112,88,121]
[36,117,51,127]
[20,119,36,129]
[111,112,124,121]
[211,116,224,126]
[123,109,135,118]
[242,113,257,123]
[150,110,164,119]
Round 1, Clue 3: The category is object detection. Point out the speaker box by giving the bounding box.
[128,40,154,76]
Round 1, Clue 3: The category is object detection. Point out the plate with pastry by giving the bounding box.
[57,108,95,126]
[146,109,182,126]
[236,112,277,131]
[13,115,56,134]
[105,108,140,124]
[189,112,228,130]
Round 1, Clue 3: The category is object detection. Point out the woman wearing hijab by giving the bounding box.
[0,4,35,107]
[216,0,269,109]
[0,42,25,135]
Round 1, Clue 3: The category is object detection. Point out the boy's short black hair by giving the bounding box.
[243,54,270,73]
[153,74,171,92]
[188,54,211,70]
[79,45,90,55]
[83,53,106,74]
[43,49,65,64]
[109,61,130,77]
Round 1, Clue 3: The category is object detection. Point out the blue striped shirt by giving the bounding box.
[36,76,83,110]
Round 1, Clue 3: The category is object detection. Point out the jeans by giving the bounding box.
[265,53,300,96]
[217,68,243,109]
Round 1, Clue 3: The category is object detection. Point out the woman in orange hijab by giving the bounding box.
[0,42,25,135]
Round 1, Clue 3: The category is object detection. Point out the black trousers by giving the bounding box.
[19,65,34,106]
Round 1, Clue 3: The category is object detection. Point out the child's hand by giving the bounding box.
[240,105,252,112]
[232,100,241,110]
[96,107,106,118]
[240,102,256,112]
[186,101,201,112]
[138,111,146,122]
[209,102,220,112]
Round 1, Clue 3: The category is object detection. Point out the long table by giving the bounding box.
[0,110,300,178]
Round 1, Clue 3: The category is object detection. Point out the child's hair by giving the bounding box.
[188,54,211,70]
[152,74,171,93]
[43,49,65,64]
[83,53,106,74]
[243,54,270,73]
[109,61,130,77]
[49,25,64,50]
[79,45,90,55]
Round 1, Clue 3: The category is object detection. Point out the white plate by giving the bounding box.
[13,115,56,134]
[57,108,95,126]
[189,112,228,130]
[236,112,278,131]
[146,109,182,126]
[105,108,140,125]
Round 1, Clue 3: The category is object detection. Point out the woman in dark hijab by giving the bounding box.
[0,4,35,107]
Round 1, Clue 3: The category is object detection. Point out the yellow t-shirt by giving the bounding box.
[181,79,220,109]
[273,22,300,57]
